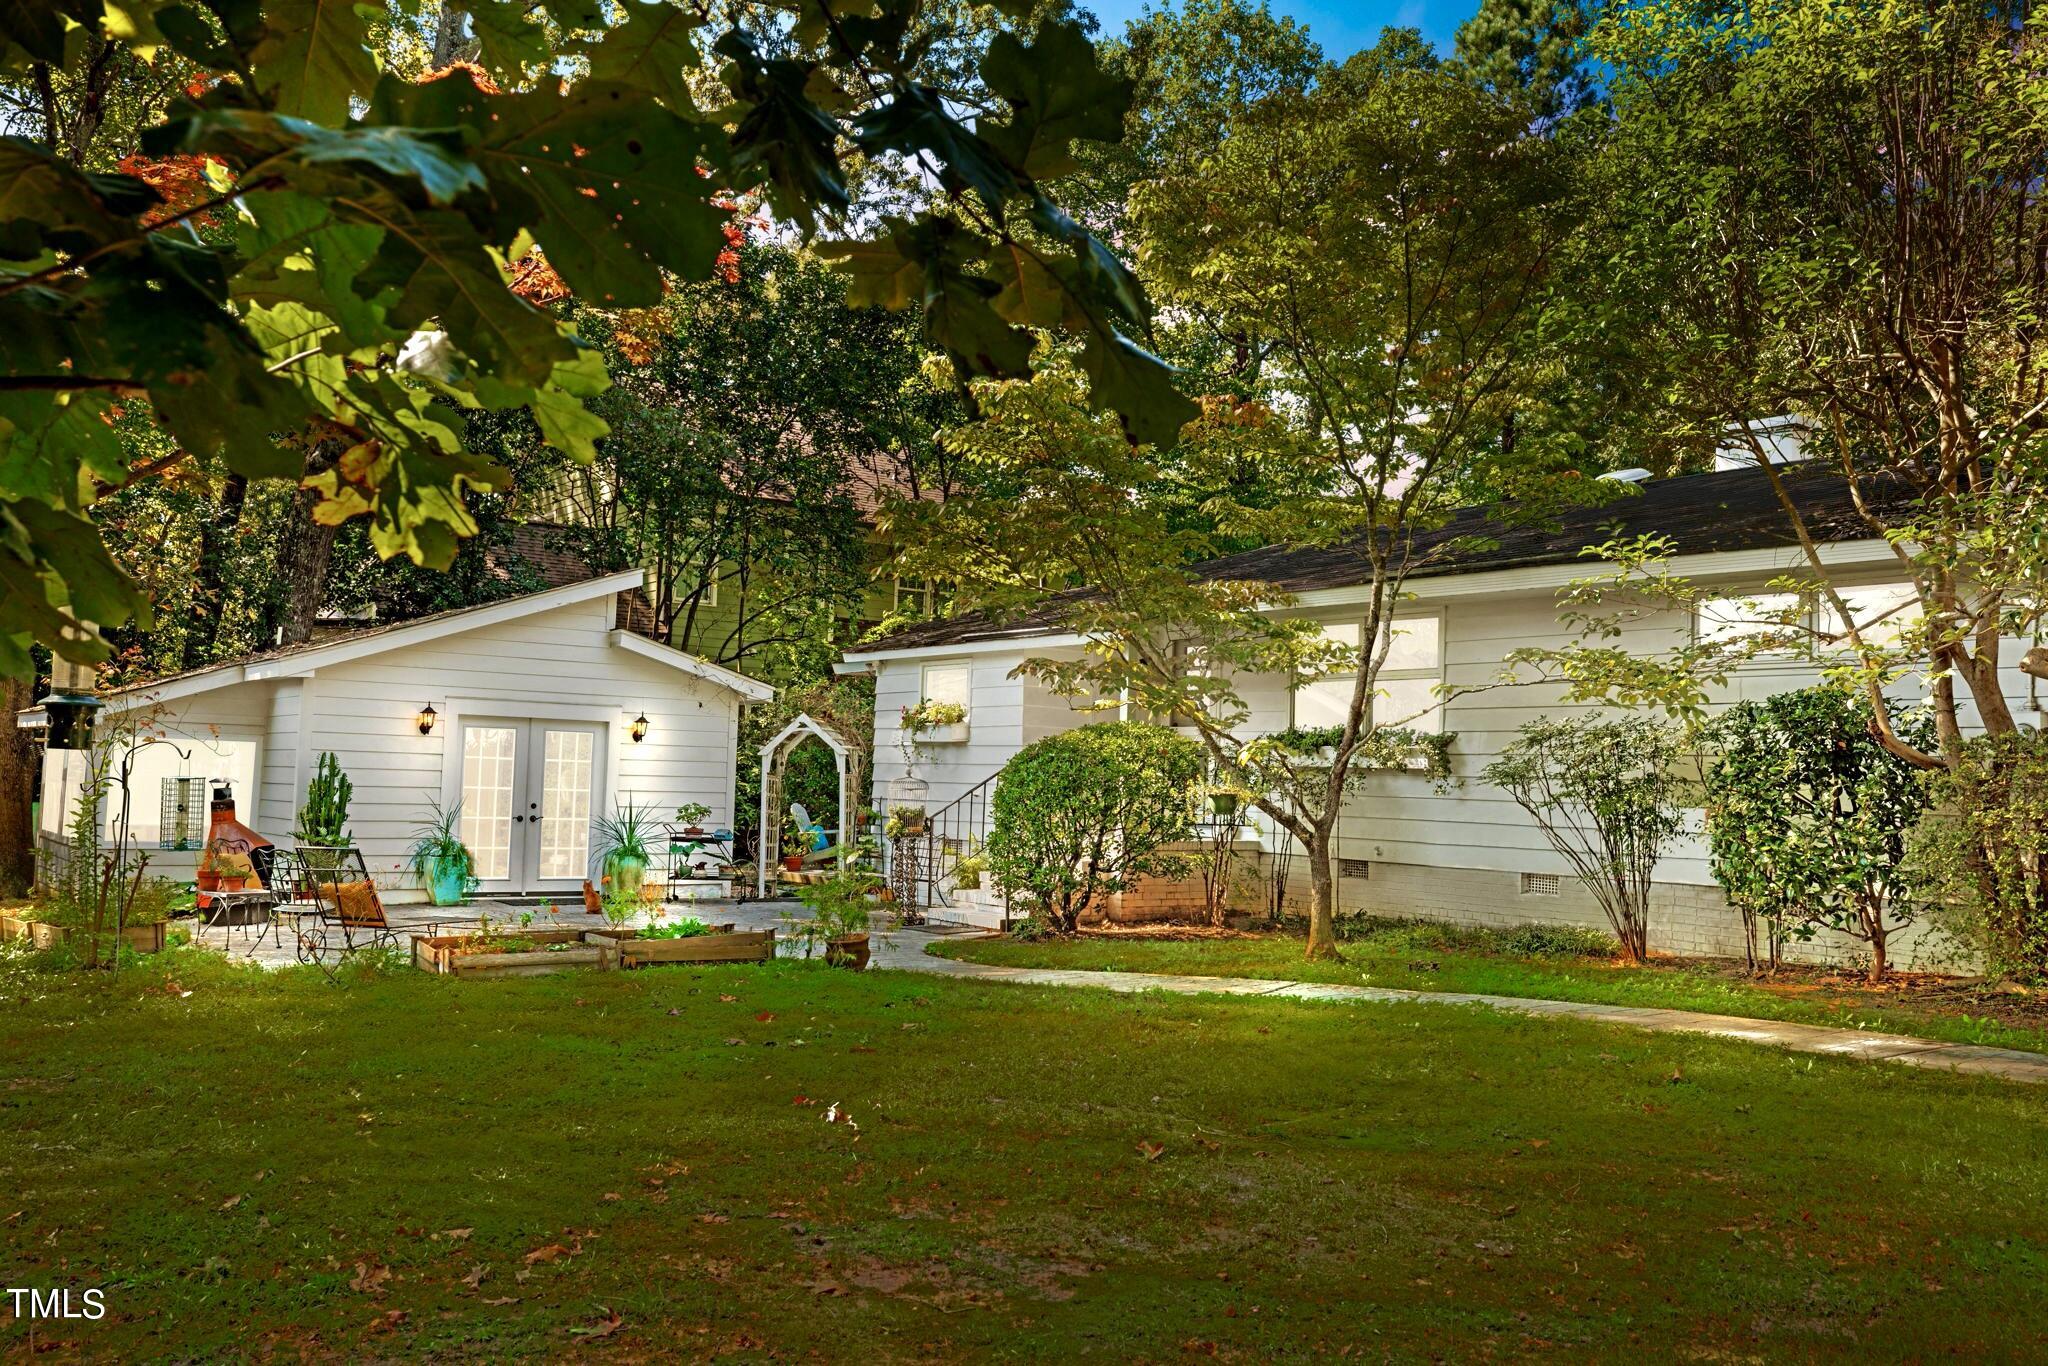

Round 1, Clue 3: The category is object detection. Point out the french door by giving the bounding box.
[458,720,605,894]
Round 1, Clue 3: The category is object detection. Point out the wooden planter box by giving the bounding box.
[411,928,607,978]
[0,917,168,954]
[585,927,774,969]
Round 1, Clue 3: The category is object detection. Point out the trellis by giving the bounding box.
[755,713,864,896]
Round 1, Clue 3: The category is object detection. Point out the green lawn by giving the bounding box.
[4,947,2048,1360]
[931,922,2048,1055]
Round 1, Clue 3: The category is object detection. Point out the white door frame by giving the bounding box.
[452,714,612,894]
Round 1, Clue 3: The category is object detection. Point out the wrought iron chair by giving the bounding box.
[272,847,419,975]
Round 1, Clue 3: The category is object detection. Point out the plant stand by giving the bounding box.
[888,833,926,925]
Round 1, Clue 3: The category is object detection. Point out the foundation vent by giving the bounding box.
[1338,858,1372,880]
[1519,872,1561,897]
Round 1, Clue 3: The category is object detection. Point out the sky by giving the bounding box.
[1078,0,1485,62]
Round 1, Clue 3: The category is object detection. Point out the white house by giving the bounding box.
[26,571,772,902]
[841,466,2047,966]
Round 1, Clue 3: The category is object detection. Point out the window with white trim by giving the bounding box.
[895,578,933,616]
[1819,583,1921,648]
[1291,614,1446,733]
[920,661,971,714]
[1694,591,1806,650]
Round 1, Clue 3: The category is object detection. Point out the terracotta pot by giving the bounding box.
[195,871,222,892]
[684,826,705,836]
[218,874,247,892]
[782,855,805,872]
[825,933,870,971]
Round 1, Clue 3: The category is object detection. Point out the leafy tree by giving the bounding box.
[1454,0,1598,121]
[986,721,1204,934]
[1908,732,2048,983]
[1482,716,1693,962]
[1526,0,2048,968]
[0,0,1189,682]
[1705,687,1933,981]
[894,37,1580,959]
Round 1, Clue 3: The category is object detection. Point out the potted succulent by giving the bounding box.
[195,847,224,893]
[786,873,878,970]
[591,800,660,899]
[407,797,477,907]
[674,801,712,836]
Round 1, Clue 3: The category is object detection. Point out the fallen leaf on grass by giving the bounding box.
[483,1296,518,1307]
[602,1192,621,1202]
[571,1310,624,1339]
[219,1194,243,1211]
[849,1045,876,1054]
[371,1309,408,1331]
[461,1264,489,1289]
[723,1038,746,1047]
[718,994,737,1003]
[1137,1141,1166,1162]
[698,1213,729,1224]
[441,1227,473,1242]
[792,1095,817,1107]
[350,1262,391,1294]
[523,1244,571,1266]
[755,1011,776,1022]
[667,1008,681,1017]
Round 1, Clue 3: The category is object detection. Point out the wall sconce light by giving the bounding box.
[630,712,649,743]
[416,702,438,736]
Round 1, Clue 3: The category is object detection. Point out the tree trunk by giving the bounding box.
[1863,902,1888,983]
[183,473,247,669]
[274,483,342,648]
[1304,830,1339,960]
[431,1,477,66]
[0,674,36,894]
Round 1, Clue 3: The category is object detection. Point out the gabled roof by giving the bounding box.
[847,465,1888,656]
[28,571,771,718]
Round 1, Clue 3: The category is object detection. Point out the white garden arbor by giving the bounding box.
[755,713,864,895]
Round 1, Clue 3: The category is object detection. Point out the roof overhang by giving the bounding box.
[19,571,648,725]
[840,631,1087,665]
[836,536,1902,662]
[607,630,775,702]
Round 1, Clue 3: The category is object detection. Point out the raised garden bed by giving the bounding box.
[411,925,776,976]
[585,926,775,969]
[411,928,607,978]
[0,915,171,954]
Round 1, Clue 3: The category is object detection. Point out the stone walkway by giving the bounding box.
[198,897,2048,1085]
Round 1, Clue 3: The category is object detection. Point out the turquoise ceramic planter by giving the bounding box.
[426,858,469,907]
[607,853,648,899]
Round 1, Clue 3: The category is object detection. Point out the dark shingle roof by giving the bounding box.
[854,465,1879,654]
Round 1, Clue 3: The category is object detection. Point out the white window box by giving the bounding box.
[917,721,971,744]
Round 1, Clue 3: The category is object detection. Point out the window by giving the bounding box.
[1820,583,1921,648]
[1697,583,1924,654]
[1694,592,1806,649]
[895,578,933,616]
[920,661,971,714]
[1291,614,1446,733]
[1520,872,1560,897]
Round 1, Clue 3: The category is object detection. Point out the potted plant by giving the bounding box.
[294,752,355,875]
[1210,791,1240,818]
[195,847,224,893]
[591,800,660,899]
[674,801,712,836]
[884,805,927,840]
[780,814,809,871]
[785,873,878,970]
[407,797,477,907]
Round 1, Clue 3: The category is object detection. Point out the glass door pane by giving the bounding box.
[460,725,519,882]
[535,728,596,882]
